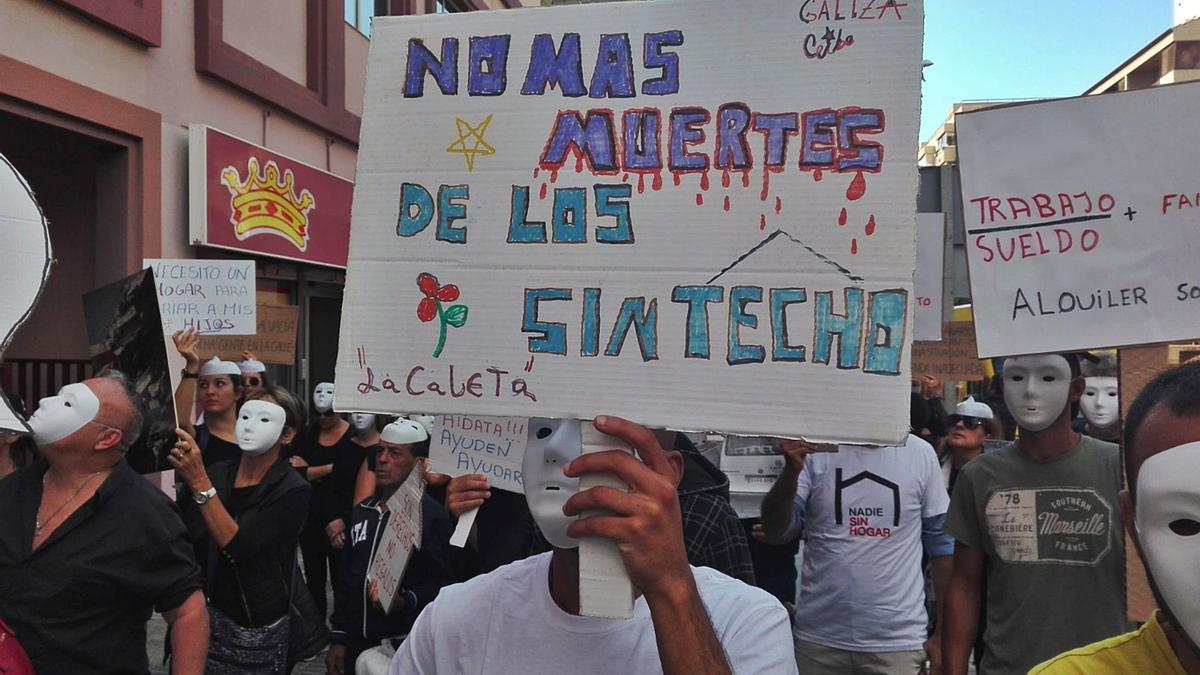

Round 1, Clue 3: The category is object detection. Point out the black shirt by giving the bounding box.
[297,426,365,526]
[0,460,202,675]
[196,422,242,466]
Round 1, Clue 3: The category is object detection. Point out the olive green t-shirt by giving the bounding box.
[945,435,1126,675]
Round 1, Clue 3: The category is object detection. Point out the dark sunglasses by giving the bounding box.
[948,415,985,430]
[244,377,262,386]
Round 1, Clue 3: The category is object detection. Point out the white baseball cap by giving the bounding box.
[954,396,994,420]
[199,357,242,377]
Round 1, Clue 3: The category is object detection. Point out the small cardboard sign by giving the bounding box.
[143,259,256,335]
[427,414,527,494]
[0,153,52,433]
[957,83,1200,357]
[334,0,925,445]
[82,269,180,473]
[911,321,985,382]
[197,304,299,364]
[369,470,426,615]
[914,213,945,341]
[719,436,786,494]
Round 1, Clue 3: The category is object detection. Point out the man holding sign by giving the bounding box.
[329,419,452,675]
[392,415,795,674]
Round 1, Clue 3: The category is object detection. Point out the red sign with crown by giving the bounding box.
[189,125,353,268]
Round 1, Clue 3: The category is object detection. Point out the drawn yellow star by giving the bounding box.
[445,114,496,172]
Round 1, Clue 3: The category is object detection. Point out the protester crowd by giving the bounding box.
[3,334,1200,675]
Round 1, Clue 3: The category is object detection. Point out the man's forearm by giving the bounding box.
[930,554,952,637]
[165,591,209,675]
[646,577,732,675]
[942,572,980,675]
[760,465,800,539]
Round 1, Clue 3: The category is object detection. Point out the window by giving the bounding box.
[346,0,375,36]
[436,0,469,12]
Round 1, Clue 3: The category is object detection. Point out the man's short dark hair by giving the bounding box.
[1123,360,1200,496]
[96,368,144,447]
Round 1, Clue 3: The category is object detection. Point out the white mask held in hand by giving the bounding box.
[1081,377,1120,430]
[312,382,335,414]
[1003,354,1073,432]
[29,382,101,446]
[1136,442,1200,646]
[522,418,582,549]
[236,400,287,456]
[350,413,376,434]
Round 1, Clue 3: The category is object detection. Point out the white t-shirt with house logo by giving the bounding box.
[791,434,949,652]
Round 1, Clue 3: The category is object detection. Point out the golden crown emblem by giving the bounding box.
[220,157,316,251]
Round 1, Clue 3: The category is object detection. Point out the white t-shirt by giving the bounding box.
[791,434,949,652]
[391,552,797,674]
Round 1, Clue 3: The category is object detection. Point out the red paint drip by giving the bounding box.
[865,215,876,236]
[550,170,559,183]
[575,155,585,173]
[838,207,847,226]
[637,173,646,194]
[846,170,866,201]
[812,168,823,182]
[700,172,710,191]
[723,195,731,211]
[721,169,731,189]
[741,171,751,188]
[652,172,663,191]
[673,172,682,187]
[696,193,704,206]
[539,183,548,200]
[775,196,782,214]
[759,166,772,202]
[533,168,540,178]
[760,214,767,230]
[623,173,629,182]
[851,238,859,255]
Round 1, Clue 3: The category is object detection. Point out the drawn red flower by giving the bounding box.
[416,273,460,322]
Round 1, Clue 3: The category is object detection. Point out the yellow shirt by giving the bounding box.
[1028,612,1186,675]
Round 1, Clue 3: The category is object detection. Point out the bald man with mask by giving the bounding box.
[0,372,208,675]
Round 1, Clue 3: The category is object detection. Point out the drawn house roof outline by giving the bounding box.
[706,228,864,285]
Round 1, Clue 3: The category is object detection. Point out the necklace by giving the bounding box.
[35,470,103,535]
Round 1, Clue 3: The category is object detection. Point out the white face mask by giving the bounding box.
[312,382,335,414]
[1080,376,1120,429]
[1003,354,1073,432]
[236,400,287,456]
[350,413,376,434]
[522,418,581,549]
[28,382,101,446]
[1136,442,1200,646]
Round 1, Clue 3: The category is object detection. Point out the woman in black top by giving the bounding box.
[171,385,311,674]
[289,384,363,621]
[172,329,244,465]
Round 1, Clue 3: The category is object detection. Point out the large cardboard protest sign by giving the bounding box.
[144,259,256,335]
[197,304,299,364]
[335,0,923,444]
[83,270,178,473]
[0,153,51,433]
[428,414,527,493]
[914,213,945,341]
[912,321,985,382]
[958,84,1200,357]
[369,470,425,615]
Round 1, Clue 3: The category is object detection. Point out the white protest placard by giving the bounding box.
[143,259,256,335]
[428,414,527,494]
[957,83,1200,357]
[335,0,923,445]
[914,213,945,341]
[0,153,52,433]
[369,470,425,615]
[720,436,786,494]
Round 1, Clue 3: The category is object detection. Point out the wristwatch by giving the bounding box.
[193,486,218,505]
[181,369,199,379]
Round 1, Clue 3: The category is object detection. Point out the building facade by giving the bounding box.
[0,0,529,408]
